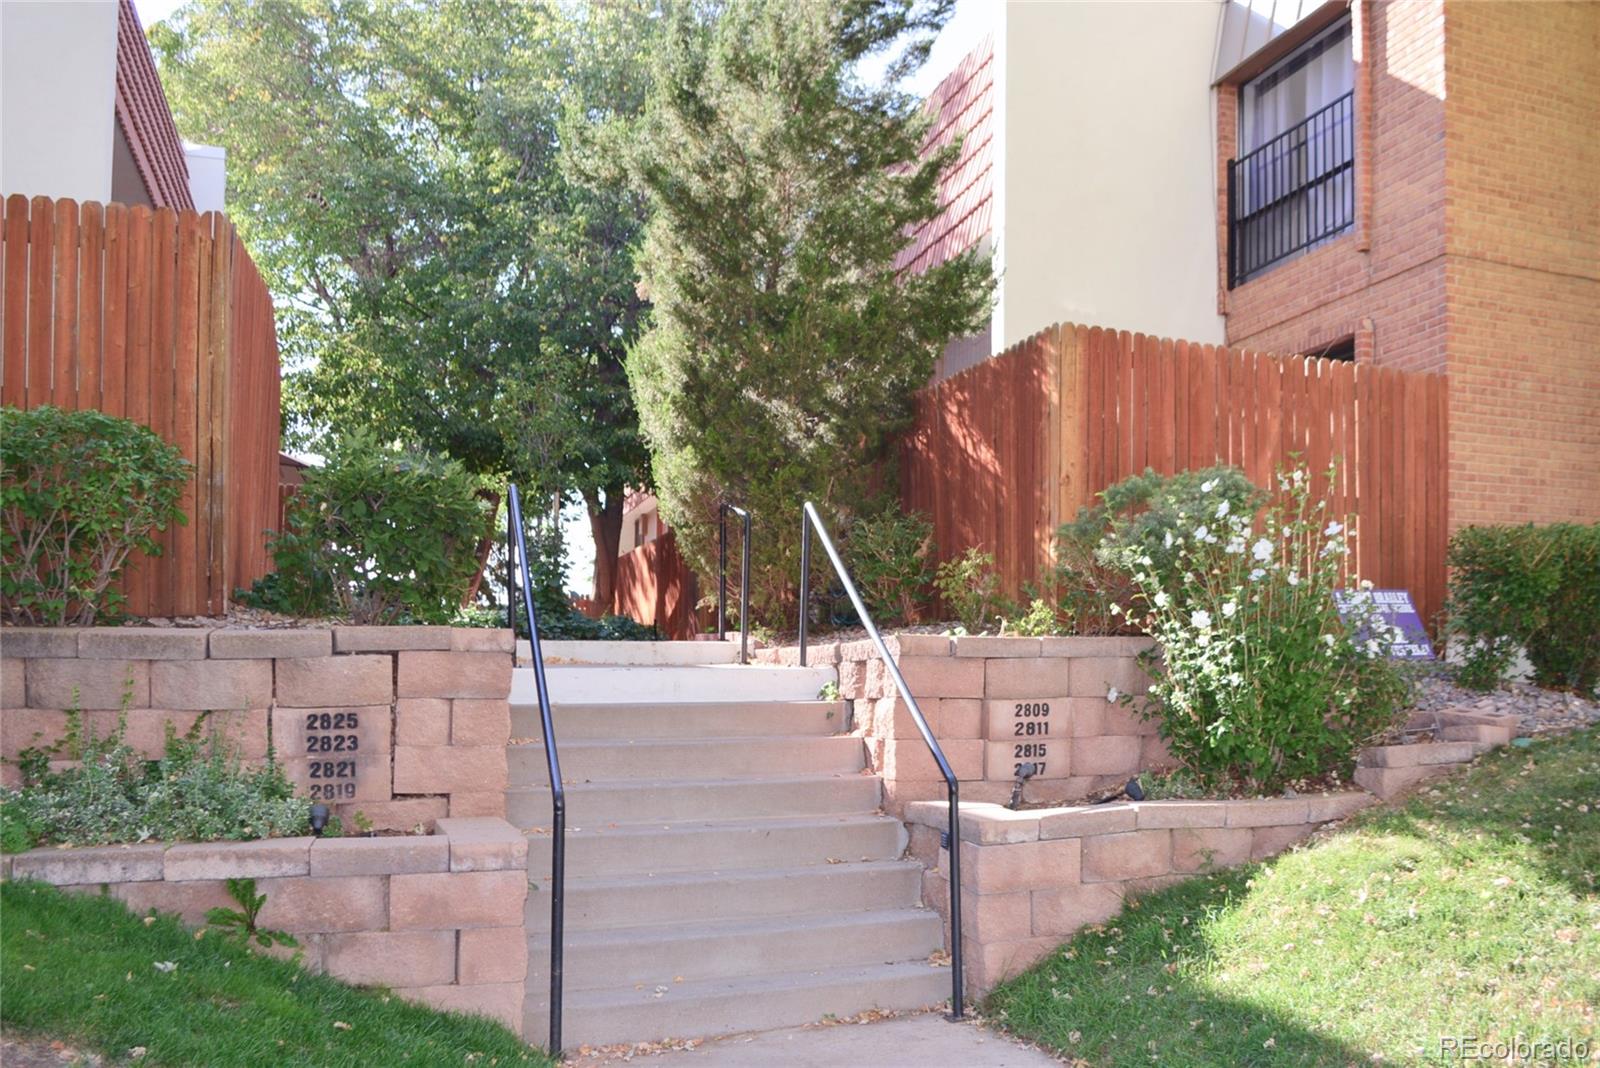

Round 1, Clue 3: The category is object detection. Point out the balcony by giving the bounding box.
[1227,91,1355,288]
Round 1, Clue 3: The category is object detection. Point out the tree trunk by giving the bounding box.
[586,487,625,614]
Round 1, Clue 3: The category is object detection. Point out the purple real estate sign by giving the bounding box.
[1334,589,1435,660]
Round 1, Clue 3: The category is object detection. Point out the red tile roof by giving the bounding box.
[115,0,193,211]
[896,36,993,276]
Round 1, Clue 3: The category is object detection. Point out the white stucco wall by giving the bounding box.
[0,1,120,203]
[184,143,226,212]
[994,0,1226,348]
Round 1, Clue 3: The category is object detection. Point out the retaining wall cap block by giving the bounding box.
[1306,791,1376,822]
[78,628,209,660]
[1359,741,1479,768]
[1080,829,1174,883]
[1039,636,1155,658]
[438,817,528,872]
[255,874,388,934]
[308,835,450,877]
[389,870,527,930]
[323,930,457,989]
[954,636,1041,659]
[276,655,393,707]
[0,628,79,658]
[150,658,271,711]
[1223,797,1312,828]
[164,837,314,881]
[9,843,167,885]
[1353,763,1445,801]
[334,626,453,653]
[209,629,332,660]
[888,634,955,658]
[451,628,515,653]
[1039,804,1138,839]
[27,658,150,710]
[397,651,512,700]
[1134,801,1228,829]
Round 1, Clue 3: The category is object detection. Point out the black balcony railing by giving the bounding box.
[1228,91,1355,288]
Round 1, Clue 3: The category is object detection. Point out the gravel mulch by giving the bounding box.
[1407,670,1600,736]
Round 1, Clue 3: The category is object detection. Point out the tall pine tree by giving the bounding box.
[627,0,992,618]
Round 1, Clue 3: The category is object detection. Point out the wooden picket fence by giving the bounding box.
[613,530,701,639]
[903,322,1450,629]
[1,194,281,617]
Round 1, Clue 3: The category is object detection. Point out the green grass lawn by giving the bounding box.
[0,881,551,1067]
[987,728,1600,1068]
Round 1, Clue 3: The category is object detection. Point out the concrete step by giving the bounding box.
[524,860,925,932]
[509,735,866,785]
[507,774,881,826]
[529,909,944,991]
[530,640,739,666]
[524,960,951,1048]
[516,700,845,740]
[519,814,905,878]
[523,664,835,705]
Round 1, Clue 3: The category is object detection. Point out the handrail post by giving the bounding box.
[738,508,751,665]
[717,505,728,643]
[507,484,565,1056]
[798,510,811,667]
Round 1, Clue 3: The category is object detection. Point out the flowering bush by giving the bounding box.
[1102,464,1408,791]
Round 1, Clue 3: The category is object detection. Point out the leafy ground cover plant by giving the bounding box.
[2,880,549,1065]
[205,878,299,952]
[1447,522,1600,694]
[935,547,1010,633]
[846,509,936,625]
[1,706,310,851]
[985,728,1600,1068]
[269,433,491,624]
[1,406,189,625]
[1101,464,1408,792]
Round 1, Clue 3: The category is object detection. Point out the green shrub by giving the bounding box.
[1051,523,1141,636]
[2,707,310,851]
[1003,598,1059,637]
[1101,464,1408,792]
[935,547,1010,633]
[1447,523,1600,694]
[269,434,491,624]
[846,509,935,626]
[1,406,190,625]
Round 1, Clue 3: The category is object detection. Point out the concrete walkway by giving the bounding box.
[563,1013,1063,1067]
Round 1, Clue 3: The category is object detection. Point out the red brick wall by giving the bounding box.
[1443,1,1600,527]
[1216,0,1600,529]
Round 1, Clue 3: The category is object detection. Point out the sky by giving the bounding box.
[136,0,991,595]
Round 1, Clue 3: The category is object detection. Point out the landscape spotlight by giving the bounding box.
[309,803,330,837]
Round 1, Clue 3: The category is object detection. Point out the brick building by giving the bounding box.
[915,0,1597,531]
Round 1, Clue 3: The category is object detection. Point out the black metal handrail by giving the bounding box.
[797,501,964,1017]
[504,484,566,1055]
[1228,90,1354,287]
[717,502,751,664]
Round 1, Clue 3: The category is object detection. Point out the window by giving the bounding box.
[1228,18,1356,287]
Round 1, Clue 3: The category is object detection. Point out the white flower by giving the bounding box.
[1163,531,1174,549]
[1227,672,1243,686]
[1140,554,1154,567]
[1251,539,1273,562]
[1222,601,1237,618]
[1153,592,1171,609]
[1286,571,1300,586]
[1324,521,1343,536]
[1359,579,1374,590]
[1191,609,1212,628]
[1249,568,1266,581]
[1201,479,1217,492]
[1216,500,1231,518]
[1364,638,1381,657]
[1107,686,1121,703]
[1109,603,1122,616]
[1225,537,1245,555]
[1194,525,1210,542]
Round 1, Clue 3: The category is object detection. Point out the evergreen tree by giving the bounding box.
[627,0,993,619]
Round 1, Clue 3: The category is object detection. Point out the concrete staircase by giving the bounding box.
[509,643,948,1049]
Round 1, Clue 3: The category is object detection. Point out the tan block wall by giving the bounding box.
[0,818,529,1033]
[905,794,1374,996]
[0,626,514,831]
[1442,1,1600,528]
[758,634,1159,812]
